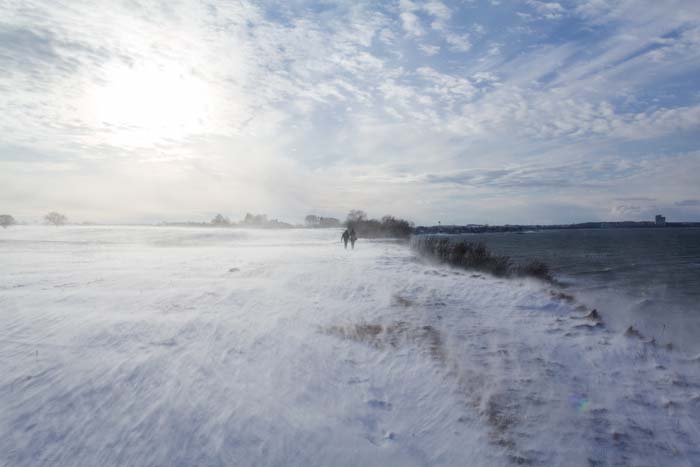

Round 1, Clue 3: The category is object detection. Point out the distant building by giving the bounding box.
[655,214,666,226]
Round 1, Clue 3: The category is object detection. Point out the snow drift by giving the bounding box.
[1,226,699,466]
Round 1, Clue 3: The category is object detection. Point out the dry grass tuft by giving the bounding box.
[323,321,447,363]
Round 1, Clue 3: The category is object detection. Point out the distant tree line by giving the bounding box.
[414,219,700,234]
[204,212,293,228]
[344,210,414,239]
[165,210,416,235]
[1,212,70,227]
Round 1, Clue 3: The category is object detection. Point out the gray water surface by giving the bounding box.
[443,228,700,351]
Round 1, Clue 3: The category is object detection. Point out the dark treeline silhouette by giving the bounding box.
[163,211,414,233]
[410,235,552,281]
[344,210,414,239]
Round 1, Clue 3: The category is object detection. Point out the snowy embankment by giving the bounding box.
[1,226,699,466]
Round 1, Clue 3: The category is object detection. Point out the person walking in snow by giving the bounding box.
[349,228,357,249]
[341,229,350,249]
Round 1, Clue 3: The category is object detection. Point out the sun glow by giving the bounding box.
[88,62,213,147]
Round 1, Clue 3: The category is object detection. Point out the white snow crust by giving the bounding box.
[1,226,699,466]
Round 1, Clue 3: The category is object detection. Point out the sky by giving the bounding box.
[1,0,699,225]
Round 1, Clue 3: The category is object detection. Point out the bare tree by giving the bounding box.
[211,214,231,226]
[0,214,16,228]
[346,210,367,224]
[305,215,320,227]
[45,212,67,226]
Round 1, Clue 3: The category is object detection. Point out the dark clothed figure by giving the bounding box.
[349,229,357,249]
[341,229,350,249]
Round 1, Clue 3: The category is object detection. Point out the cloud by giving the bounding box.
[614,197,656,202]
[526,1,565,20]
[611,204,644,217]
[424,0,452,29]
[400,11,424,36]
[1,0,700,224]
[398,0,471,53]
[675,199,700,207]
[472,23,486,35]
[444,32,472,52]
[422,158,644,190]
[419,44,441,56]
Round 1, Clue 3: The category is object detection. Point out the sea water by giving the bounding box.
[447,228,700,353]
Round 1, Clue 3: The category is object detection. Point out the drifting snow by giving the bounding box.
[1,226,699,466]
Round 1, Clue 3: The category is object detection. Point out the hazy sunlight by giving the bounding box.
[88,62,212,146]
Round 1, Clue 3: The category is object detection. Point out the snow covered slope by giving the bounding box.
[1,226,699,466]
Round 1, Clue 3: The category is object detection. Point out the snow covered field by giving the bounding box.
[1,226,699,466]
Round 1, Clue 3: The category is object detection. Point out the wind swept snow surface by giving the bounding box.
[1,227,699,466]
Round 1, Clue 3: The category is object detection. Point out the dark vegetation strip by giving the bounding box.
[345,210,414,239]
[410,235,552,281]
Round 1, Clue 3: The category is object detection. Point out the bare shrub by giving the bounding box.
[411,237,513,277]
[410,236,552,281]
[516,260,551,281]
[0,214,16,228]
[44,212,67,226]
